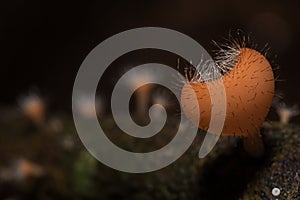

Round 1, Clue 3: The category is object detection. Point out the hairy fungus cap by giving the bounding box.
[181,47,274,138]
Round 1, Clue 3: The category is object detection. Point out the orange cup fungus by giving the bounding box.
[181,48,275,157]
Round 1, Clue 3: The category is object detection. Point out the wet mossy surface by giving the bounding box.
[0,110,299,200]
[241,122,300,200]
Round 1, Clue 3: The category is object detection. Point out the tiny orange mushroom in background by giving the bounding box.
[181,48,275,157]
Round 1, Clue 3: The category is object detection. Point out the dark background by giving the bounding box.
[1,0,300,122]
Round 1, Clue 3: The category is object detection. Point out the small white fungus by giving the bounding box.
[272,187,280,197]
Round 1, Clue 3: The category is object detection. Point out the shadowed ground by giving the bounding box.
[0,109,299,199]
